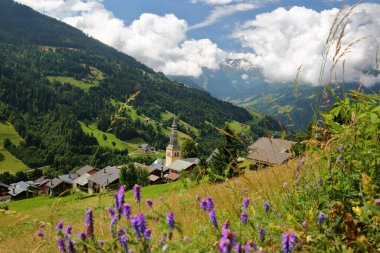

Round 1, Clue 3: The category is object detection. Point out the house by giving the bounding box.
[47,174,78,196]
[75,165,98,177]
[246,137,295,166]
[164,172,180,182]
[33,176,49,195]
[148,174,163,184]
[8,181,37,201]
[139,144,150,153]
[73,173,93,192]
[134,162,162,177]
[88,166,120,194]
[166,159,197,175]
[0,182,11,203]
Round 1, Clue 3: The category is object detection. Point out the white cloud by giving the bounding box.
[231,3,380,86]
[241,73,249,80]
[15,0,224,77]
[190,3,259,30]
[190,0,242,5]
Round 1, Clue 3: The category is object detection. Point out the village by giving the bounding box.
[0,119,295,203]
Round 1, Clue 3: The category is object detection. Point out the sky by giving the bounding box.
[14,0,380,86]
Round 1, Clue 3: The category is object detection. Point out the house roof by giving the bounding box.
[164,172,180,181]
[247,137,295,165]
[0,182,10,188]
[76,165,97,176]
[8,181,34,196]
[47,178,64,189]
[140,144,149,150]
[181,158,200,164]
[88,166,120,187]
[167,160,194,172]
[58,174,79,184]
[74,173,92,186]
[148,174,161,182]
[134,162,160,174]
[33,176,49,186]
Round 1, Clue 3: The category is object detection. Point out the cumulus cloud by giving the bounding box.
[231,3,380,86]
[190,0,243,5]
[15,0,224,77]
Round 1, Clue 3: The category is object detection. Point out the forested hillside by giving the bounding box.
[0,0,280,174]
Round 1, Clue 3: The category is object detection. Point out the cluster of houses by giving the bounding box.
[0,119,295,203]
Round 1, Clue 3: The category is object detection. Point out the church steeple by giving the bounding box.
[165,118,181,166]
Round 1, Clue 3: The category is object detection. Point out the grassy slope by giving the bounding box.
[0,121,28,173]
[0,160,297,253]
[80,122,143,153]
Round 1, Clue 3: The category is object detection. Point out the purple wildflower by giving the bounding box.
[317,179,323,187]
[209,210,218,229]
[133,184,141,203]
[243,198,250,211]
[240,211,248,225]
[110,215,118,230]
[122,203,131,220]
[78,231,86,241]
[222,221,230,230]
[336,155,341,162]
[56,220,64,231]
[117,186,125,209]
[166,211,175,230]
[219,238,232,253]
[196,195,201,202]
[120,234,128,250]
[146,199,153,208]
[234,244,244,253]
[281,232,296,253]
[242,188,248,195]
[36,230,45,238]
[57,237,66,252]
[302,221,307,228]
[85,208,94,240]
[245,241,257,252]
[206,197,214,211]
[114,193,119,210]
[65,225,72,235]
[108,207,115,218]
[375,199,380,207]
[144,229,152,240]
[97,240,104,247]
[264,201,270,213]
[159,233,167,246]
[131,214,146,238]
[39,224,46,229]
[67,239,76,253]
[200,199,207,212]
[154,217,160,223]
[259,227,266,241]
[339,145,344,152]
[128,250,134,253]
[183,236,191,243]
[221,229,237,246]
[117,228,125,236]
[318,212,326,225]
[300,157,305,164]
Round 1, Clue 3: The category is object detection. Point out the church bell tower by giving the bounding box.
[165,118,181,166]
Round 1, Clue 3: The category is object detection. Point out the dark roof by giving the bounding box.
[58,174,79,184]
[181,158,200,164]
[88,166,120,187]
[164,172,180,181]
[76,165,97,176]
[33,176,49,186]
[134,162,160,174]
[47,178,64,189]
[247,137,295,165]
[0,182,10,188]
[8,181,34,196]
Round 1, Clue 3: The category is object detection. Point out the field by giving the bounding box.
[0,121,29,173]
[0,161,296,253]
[80,122,143,153]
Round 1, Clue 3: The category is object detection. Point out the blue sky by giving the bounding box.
[15,0,380,86]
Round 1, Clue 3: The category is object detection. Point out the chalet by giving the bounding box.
[33,176,49,195]
[47,174,78,196]
[88,166,120,194]
[134,162,163,184]
[75,165,98,176]
[246,137,295,166]
[148,174,162,184]
[164,172,180,182]
[8,181,37,201]
[166,159,197,174]
[0,182,11,203]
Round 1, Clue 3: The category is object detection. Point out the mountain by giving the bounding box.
[171,66,380,130]
[0,0,281,174]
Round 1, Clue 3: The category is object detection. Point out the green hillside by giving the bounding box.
[0,121,28,173]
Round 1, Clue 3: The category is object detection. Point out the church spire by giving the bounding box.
[168,118,179,149]
[165,117,181,166]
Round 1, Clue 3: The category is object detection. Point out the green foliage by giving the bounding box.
[181,139,197,158]
[120,163,150,190]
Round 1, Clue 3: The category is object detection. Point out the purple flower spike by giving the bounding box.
[206,197,214,211]
[133,184,141,203]
[243,198,250,211]
[264,201,270,213]
[339,145,344,152]
[67,239,75,253]
[375,198,380,207]
[317,179,323,187]
[85,208,94,240]
[131,214,147,238]
[57,237,66,252]
[245,241,257,252]
[219,238,232,253]
[144,229,152,240]
[108,207,115,218]
[281,232,296,253]
[200,199,207,212]
[78,231,87,241]
[209,210,218,229]
[300,157,305,164]
[117,186,125,208]
[240,211,248,225]
[242,188,248,195]
[221,229,237,246]
[259,227,266,241]
[56,220,64,231]
[36,231,45,238]
[113,193,119,210]
[302,221,307,228]
[146,199,153,208]
[120,234,128,250]
[222,221,230,230]
[110,215,118,229]
[65,225,72,235]
[318,212,326,225]
[122,203,132,220]
[166,211,175,230]
[234,244,244,253]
